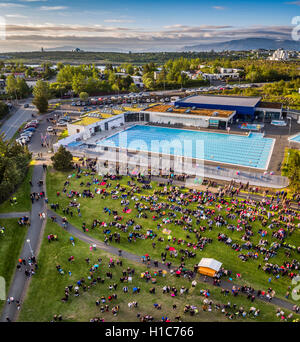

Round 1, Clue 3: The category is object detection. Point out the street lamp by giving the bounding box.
[26,239,34,257]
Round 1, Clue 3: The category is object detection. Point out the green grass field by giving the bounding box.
[19,219,292,322]
[0,166,33,214]
[0,219,28,313]
[45,168,300,303]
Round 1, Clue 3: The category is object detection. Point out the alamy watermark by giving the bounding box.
[0,16,6,41]
[292,16,300,41]
[0,276,5,301]
[291,275,300,301]
[95,133,205,185]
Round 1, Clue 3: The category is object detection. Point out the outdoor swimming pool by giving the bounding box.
[289,133,300,143]
[97,125,275,169]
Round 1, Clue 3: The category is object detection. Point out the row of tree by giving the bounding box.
[0,101,9,120]
[0,136,31,203]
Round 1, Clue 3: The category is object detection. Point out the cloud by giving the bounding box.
[0,3,26,7]
[5,14,28,18]
[104,19,135,23]
[6,23,133,32]
[212,6,225,10]
[285,1,300,5]
[39,6,68,11]
[0,23,296,52]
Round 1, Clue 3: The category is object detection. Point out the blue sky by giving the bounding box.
[0,0,300,51]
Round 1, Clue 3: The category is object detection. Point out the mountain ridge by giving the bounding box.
[183,38,300,51]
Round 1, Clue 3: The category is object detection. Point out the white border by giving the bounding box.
[288,133,300,144]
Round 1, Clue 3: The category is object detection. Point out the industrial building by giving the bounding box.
[140,104,235,129]
[174,95,283,122]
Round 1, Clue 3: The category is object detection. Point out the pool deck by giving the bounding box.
[65,119,300,188]
[288,133,300,143]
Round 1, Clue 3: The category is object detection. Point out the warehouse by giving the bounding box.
[141,104,236,129]
[175,95,282,122]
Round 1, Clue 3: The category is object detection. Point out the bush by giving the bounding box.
[0,101,9,120]
[0,138,31,204]
[51,145,73,171]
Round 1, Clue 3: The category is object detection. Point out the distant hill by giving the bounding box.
[183,38,300,51]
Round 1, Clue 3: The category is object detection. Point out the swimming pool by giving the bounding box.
[289,133,300,143]
[97,125,275,169]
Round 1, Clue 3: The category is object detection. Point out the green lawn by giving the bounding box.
[0,219,28,314]
[45,168,300,304]
[19,219,290,322]
[0,166,33,214]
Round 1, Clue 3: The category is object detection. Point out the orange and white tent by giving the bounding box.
[198,258,222,277]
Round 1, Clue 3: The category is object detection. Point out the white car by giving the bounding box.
[20,133,33,139]
[16,137,29,145]
[47,126,54,132]
[57,121,67,127]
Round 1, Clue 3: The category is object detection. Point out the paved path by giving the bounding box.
[48,208,300,315]
[0,164,46,322]
[0,212,30,219]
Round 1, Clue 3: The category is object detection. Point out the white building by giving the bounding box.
[219,67,242,74]
[269,49,289,61]
[131,75,144,88]
[200,72,239,81]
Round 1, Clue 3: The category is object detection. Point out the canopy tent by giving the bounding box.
[198,258,222,277]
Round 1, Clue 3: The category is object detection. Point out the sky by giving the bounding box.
[0,0,300,52]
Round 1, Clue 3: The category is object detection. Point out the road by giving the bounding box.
[0,99,36,141]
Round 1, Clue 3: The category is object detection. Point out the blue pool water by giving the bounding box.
[97,125,275,169]
[68,141,82,147]
[289,134,300,143]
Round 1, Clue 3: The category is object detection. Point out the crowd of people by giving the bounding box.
[43,163,300,321]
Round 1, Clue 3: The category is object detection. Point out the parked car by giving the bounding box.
[20,131,33,138]
[24,103,29,108]
[17,136,29,143]
[24,125,37,131]
[23,127,36,132]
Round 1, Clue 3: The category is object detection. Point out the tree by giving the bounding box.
[0,136,31,204]
[6,75,18,98]
[33,96,48,113]
[51,145,73,171]
[33,80,50,113]
[129,83,139,93]
[287,150,300,191]
[33,80,50,99]
[111,83,120,94]
[0,101,9,119]
[16,78,30,98]
[72,73,87,95]
[79,92,89,102]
